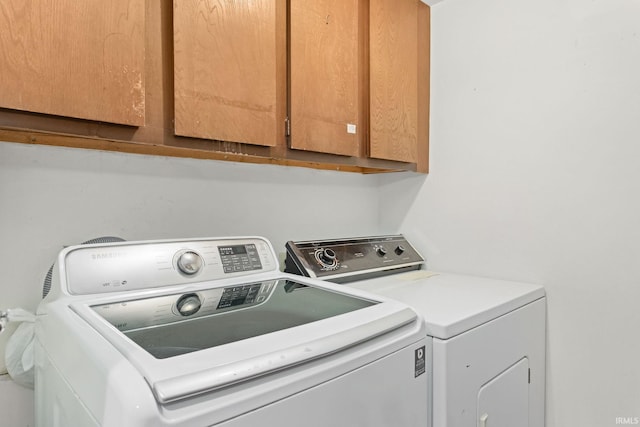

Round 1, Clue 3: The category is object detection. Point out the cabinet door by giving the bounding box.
[174,0,285,147]
[289,0,364,157]
[370,0,426,163]
[0,0,145,126]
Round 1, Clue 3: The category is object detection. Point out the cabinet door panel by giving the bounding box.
[174,0,284,147]
[0,0,145,126]
[370,0,419,163]
[290,0,362,157]
[416,2,430,173]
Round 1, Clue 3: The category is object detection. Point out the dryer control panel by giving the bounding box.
[285,235,424,283]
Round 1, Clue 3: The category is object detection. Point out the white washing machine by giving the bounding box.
[285,235,546,427]
[35,237,429,427]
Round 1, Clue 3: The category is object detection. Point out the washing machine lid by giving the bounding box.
[70,275,417,404]
[348,271,545,339]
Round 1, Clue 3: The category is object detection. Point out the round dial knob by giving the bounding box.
[176,293,201,316]
[376,247,387,257]
[319,248,337,264]
[395,245,405,255]
[177,251,203,275]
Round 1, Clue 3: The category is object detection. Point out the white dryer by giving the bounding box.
[285,235,546,427]
[35,237,429,427]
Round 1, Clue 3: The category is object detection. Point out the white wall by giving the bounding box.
[0,141,382,423]
[381,0,640,426]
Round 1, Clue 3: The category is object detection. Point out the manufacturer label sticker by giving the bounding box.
[415,346,426,378]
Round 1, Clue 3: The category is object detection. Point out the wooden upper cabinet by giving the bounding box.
[0,0,429,173]
[289,0,364,157]
[369,0,428,164]
[0,0,145,126]
[173,0,286,147]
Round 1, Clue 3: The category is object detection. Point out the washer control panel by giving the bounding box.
[63,237,276,295]
[285,235,424,283]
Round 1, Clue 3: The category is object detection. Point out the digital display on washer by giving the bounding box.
[218,245,247,255]
[92,280,377,359]
[218,244,262,273]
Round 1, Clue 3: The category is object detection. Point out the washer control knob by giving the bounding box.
[176,293,201,316]
[177,251,203,275]
[376,247,387,257]
[319,248,337,264]
[395,245,405,255]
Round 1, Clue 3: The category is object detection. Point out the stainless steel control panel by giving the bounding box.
[285,235,424,283]
[63,237,278,295]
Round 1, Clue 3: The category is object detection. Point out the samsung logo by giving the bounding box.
[91,252,127,260]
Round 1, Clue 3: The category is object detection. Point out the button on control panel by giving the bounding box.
[284,235,424,283]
